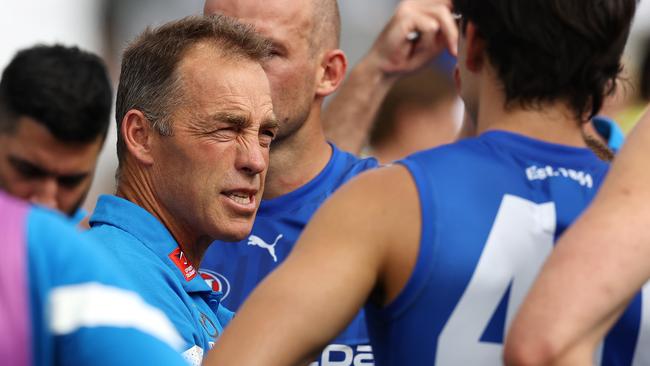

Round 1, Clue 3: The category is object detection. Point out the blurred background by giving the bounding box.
[0,0,648,212]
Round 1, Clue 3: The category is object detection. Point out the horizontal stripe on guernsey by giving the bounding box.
[48,282,184,350]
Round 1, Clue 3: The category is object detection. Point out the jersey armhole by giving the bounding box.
[368,159,439,320]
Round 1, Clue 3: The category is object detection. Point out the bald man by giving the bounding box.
[200,1,456,364]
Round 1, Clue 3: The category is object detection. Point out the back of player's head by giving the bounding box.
[453,0,637,120]
[0,44,112,142]
[115,14,272,165]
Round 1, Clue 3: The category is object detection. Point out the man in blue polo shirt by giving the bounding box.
[86,15,278,365]
[0,189,186,366]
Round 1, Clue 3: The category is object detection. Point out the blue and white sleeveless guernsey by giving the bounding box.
[0,191,186,366]
[87,195,234,366]
[201,143,379,365]
[366,130,649,366]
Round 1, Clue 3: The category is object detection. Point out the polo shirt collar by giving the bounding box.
[89,194,211,294]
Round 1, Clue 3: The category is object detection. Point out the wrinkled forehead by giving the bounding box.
[205,0,314,39]
[175,48,273,113]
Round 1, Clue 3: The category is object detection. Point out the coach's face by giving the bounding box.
[150,43,278,242]
[0,117,101,216]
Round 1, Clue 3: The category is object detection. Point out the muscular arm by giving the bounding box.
[505,107,650,365]
[206,165,420,366]
[323,0,458,154]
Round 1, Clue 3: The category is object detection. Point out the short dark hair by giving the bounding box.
[0,44,112,142]
[115,14,272,164]
[453,0,637,121]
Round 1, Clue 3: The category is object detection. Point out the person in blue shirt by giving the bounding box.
[200,1,457,363]
[206,1,640,365]
[0,45,112,222]
[85,15,279,365]
[506,106,650,364]
[0,190,186,366]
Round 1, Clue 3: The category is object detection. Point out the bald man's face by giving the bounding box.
[204,0,320,142]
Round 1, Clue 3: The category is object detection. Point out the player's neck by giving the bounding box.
[116,164,209,267]
[476,81,586,147]
[263,107,332,200]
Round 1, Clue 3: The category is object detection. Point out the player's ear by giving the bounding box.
[120,109,155,166]
[464,21,485,73]
[315,49,347,97]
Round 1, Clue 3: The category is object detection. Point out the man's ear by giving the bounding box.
[120,110,155,166]
[315,49,347,97]
[464,22,485,73]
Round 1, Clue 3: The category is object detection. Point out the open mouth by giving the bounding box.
[221,189,258,211]
[225,192,252,205]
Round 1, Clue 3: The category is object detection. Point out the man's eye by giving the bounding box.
[57,175,86,189]
[217,128,239,137]
[269,47,285,58]
[262,129,276,139]
[13,162,45,179]
[205,128,236,138]
[259,132,275,148]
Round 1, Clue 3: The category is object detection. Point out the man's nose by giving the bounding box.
[236,141,267,176]
[29,177,59,211]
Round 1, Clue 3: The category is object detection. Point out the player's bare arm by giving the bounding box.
[205,164,421,365]
[505,107,650,365]
[322,0,458,154]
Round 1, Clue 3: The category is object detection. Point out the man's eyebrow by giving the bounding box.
[8,155,90,180]
[8,155,48,177]
[262,117,280,130]
[210,112,249,129]
[58,172,90,181]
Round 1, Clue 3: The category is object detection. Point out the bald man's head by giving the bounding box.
[310,0,340,53]
[203,0,345,141]
[204,0,340,55]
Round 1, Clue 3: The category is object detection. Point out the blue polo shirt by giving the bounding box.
[1,191,187,366]
[87,195,233,365]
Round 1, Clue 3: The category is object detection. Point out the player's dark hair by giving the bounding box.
[453,0,637,122]
[0,44,112,143]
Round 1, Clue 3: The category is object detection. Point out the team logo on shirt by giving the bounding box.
[247,234,283,262]
[525,165,594,188]
[168,247,197,281]
[199,270,231,300]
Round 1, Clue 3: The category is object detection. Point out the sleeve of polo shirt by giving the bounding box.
[27,208,188,366]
